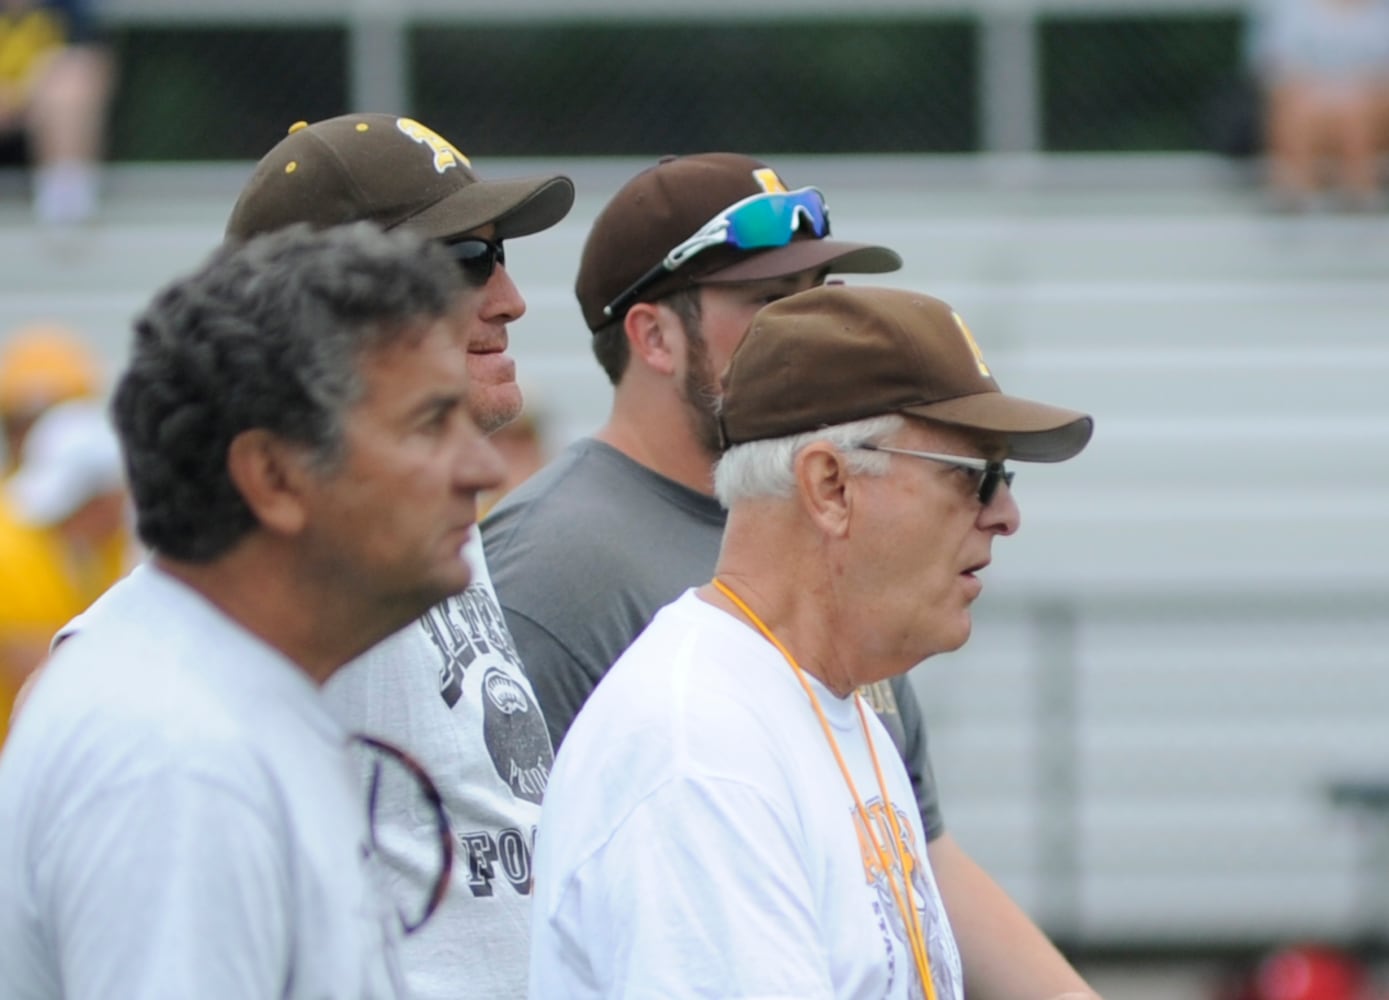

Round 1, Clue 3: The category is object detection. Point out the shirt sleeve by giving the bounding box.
[889,674,945,841]
[500,605,607,751]
[535,774,836,1000]
[35,768,292,999]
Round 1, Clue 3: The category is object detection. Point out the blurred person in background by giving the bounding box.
[479,406,549,518]
[1215,943,1377,1000]
[0,0,114,226]
[1248,0,1389,211]
[486,153,1101,999]
[0,399,129,749]
[224,112,574,1000]
[0,322,101,475]
[0,222,505,997]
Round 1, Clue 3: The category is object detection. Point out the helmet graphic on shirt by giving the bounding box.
[482,668,553,805]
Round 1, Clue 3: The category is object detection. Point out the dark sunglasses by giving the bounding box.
[446,237,505,287]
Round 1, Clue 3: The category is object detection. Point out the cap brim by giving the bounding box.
[904,393,1094,463]
[695,239,902,284]
[405,174,575,242]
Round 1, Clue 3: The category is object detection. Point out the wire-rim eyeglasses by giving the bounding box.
[353,734,454,936]
[857,443,1014,506]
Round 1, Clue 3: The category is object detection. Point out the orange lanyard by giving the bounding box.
[712,580,938,1000]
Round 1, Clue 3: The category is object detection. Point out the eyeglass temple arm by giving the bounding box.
[862,443,997,471]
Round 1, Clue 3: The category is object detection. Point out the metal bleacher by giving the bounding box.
[4,142,1388,954]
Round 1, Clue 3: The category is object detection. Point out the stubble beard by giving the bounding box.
[472,385,525,436]
[680,320,724,459]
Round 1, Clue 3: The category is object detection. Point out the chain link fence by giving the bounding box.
[1041,13,1246,151]
[99,6,1253,162]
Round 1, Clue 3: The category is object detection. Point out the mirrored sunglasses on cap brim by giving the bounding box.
[602,186,830,320]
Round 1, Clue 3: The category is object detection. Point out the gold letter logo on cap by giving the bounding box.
[952,312,991,377]
[395,117,472,174]
[752,167,788,194]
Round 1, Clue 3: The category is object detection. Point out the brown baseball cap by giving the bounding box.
[575,152,901,331]
[718,285,1093,462]
[226,113,574,243]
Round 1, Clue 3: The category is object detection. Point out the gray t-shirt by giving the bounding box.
[484,438,943,839]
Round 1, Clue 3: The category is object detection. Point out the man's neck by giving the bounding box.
[597,395,717,496]
[699,569,858,699]
[155,547,396,686]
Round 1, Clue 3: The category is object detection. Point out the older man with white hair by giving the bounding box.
[529,284,1100,1000]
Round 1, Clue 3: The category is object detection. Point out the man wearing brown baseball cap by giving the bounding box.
[228,112,573,435]
[487,152,910,750]
[224,113,572,1000]
[530,284,1101,1000]
[485,152,937,795]
[717,287,1093,459]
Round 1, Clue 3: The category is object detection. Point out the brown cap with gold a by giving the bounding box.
[226,113,574,243]
[575,153,900,331]
[718,285,1093,462]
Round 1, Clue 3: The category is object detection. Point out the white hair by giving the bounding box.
[714,413,904,506]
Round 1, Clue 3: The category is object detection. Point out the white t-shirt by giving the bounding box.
[0,563,406,999]
[530,590,963,1000]
[325,533,553,1000]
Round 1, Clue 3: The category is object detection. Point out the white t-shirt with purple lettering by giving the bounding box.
[325,534,553,1000]
[530,589,962,1000]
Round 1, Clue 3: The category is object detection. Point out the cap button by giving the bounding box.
[287,120,308,134]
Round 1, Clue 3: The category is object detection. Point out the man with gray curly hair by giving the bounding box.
[0,223,505,999]
[228,115,574,1000]
[530,284,1100,1000]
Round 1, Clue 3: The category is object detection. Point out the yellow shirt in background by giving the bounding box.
[0,496,128,746]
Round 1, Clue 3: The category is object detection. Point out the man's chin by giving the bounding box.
[925,614,973,659]
[945,617,973,653]
[374,573,473,643]
[418,569,474,612]
[473,385,524,435]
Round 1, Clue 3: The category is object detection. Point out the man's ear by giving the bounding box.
[623,301,679,377]
[226,429,311,537]
[795,443,853,539]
